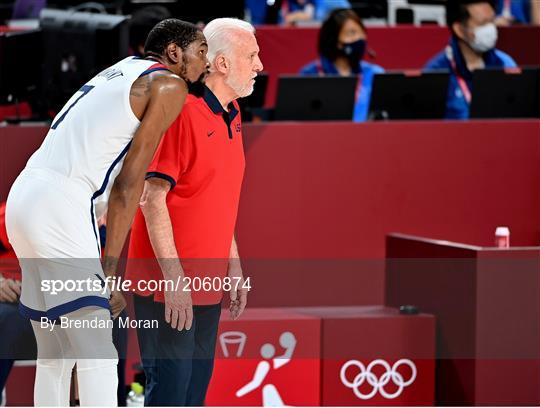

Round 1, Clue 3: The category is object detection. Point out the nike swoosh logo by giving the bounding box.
[207,131,215,137]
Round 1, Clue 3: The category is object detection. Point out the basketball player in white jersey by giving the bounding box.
[4,19,209,406]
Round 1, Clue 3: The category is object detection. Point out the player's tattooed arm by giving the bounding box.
[129,75,152,98]
[103,74,188,279]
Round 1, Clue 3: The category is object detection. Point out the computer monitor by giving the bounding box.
[243,73,268,108]
[275,75,358,121]
[470,67,540,119]
[239,72,269,122]
[0,29,42,104]
[39,8,129,112]
[368,71,449,120]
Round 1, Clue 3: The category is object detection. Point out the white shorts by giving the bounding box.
[5,168,110,321]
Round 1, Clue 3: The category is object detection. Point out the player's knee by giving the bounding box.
[36,358,69,370]
[77,357,118,372]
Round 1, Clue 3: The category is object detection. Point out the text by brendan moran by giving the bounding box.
[40,316,159,331]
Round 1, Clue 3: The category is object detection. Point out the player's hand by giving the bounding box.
[0,278,21,303]
[164,283,193,331]
[228,259,247,320]
[109,289,126,319]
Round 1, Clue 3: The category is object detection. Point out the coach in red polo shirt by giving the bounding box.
[125,18,263,406]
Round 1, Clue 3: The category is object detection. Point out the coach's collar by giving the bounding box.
[203,85,238,121]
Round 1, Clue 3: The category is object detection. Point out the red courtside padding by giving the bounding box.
[1,121,540,306]
[206,308,321,406]
[205,307,435,406]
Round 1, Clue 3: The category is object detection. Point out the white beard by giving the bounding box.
[226,75,255,98]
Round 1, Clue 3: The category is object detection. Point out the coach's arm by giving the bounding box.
[139,178,193,331]
[228,236,247,320]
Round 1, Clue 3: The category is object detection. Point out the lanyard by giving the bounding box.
[446,46,472,105]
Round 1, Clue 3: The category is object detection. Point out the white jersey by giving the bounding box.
[6,56,172,320]
[25,56,167,219]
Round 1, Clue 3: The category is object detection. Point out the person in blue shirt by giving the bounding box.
[299,8,384,122]
[314,0,352,21]
[424,0,517,119]
[494,0,540,25]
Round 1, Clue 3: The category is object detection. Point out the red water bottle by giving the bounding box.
[495,227,510,248]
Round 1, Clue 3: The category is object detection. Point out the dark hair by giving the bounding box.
[318,8,366,62]
[144,18,201,58]
[130,6,172,54]
[446,0,495,27]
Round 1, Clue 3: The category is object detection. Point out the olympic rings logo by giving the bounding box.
[339,359,417,400]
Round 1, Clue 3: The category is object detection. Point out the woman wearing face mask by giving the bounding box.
[299,8,384,122]
[424,0,517,119]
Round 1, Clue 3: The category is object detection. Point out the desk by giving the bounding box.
[386,233,540,405]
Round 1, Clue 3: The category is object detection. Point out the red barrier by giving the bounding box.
[237,120,540,259]
[256,25,540,106]
[206,307,435,406]
[1,121,540,306]
[385,234,540,405]
[206,308,321,406]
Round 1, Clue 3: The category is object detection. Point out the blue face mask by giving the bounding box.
[340,39,367,64]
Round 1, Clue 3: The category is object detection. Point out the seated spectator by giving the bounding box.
[424,0,517,119]
[0,249,35,396]
[314,0,352,21]
[494,0,540,25]
[299,8,384,122]
[0,200,37,396]
[246,0,351,25]
[283,0,316,25]
[284,0,351,25]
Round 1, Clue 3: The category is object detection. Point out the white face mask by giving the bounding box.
[469,22,498,53]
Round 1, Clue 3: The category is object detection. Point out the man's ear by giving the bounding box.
[214,54,229,74]
[166,43,182,64]
[452,21,467,41]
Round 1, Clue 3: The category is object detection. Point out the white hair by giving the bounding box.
[203,18,255,66]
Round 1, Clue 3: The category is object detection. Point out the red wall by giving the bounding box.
[237,120,540,261]
[2,121,540,305]
[0,126,46,202]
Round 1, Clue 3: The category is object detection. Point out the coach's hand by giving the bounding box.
[0,277,21,303]
[228,259,247,320]
[109,289,126,319]
[165,286,193,331]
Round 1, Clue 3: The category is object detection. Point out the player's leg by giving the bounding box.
[62,306,118,407]
[7,175,118,406]
[30,320,75,407]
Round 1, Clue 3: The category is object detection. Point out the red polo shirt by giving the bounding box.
[126,85,245,305]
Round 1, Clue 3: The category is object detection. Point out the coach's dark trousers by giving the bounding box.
[133,294,221,407]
